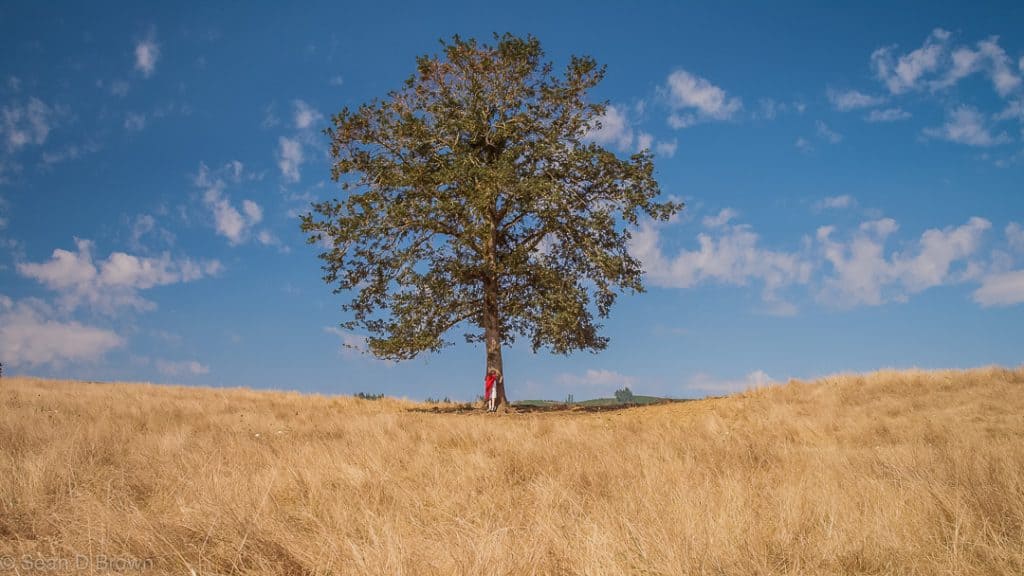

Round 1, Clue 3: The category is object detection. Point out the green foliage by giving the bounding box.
[614,387,635,404]
[425,396,452,404]
[301,33,681,363]
[355,392,385,401]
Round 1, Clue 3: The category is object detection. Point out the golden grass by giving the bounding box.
[1,367,1023,575]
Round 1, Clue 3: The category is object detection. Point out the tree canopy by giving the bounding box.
[301,33,681,406]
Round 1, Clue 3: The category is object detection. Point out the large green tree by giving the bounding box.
[301,34,680,407]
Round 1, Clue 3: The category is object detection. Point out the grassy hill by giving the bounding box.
[2,367,1023,575]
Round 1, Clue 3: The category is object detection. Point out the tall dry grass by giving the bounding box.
[1,367,1023,575]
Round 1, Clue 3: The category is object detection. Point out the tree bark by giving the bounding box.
[482,275,507,409]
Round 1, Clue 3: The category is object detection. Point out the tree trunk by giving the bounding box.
[483,275,507,409]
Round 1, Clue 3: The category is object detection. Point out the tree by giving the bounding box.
[614,387,635,404]
[301,34,681,408]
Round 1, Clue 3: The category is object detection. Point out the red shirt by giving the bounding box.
[484,374,496,397]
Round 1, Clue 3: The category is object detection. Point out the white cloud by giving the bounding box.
[816,120,843,143]
[702,208,738,229]
[636,131,652,153]
[871,30,1021,98]
[1006,222,1024,253]
[277,136,303,182]
[663,69,741,128]
[556,369,635,392]
[815,195,855,210]
[871,28,950,94]
[134,38,160,77]
[795,137,812,152]
[687,370,774,394]
[587,105,634,151]
[996,99,1024,122]
[933,37,1022,97]
[293,100,322,130]
[194,162,266,245]
[630,215,811,310]
[865,107,911,123]
[124,112,146,132]
[756,98,780,120]
[17,238,221,313]
[589,106,675,156]
[0,297,123,367]
[128,213,175,251]
[827,89,885,111]
[1,97,59,152]
[817,216,990,307]
[155,358,210,376]
[655,139,678,158]
[923,105,1008,147]
[329,76,344,87]
[0,194,7,229]
[972,270,1024,307]
[241,199,263,224]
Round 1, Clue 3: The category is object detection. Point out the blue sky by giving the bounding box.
[1,1,1023,400]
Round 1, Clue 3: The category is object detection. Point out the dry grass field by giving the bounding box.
[1,367,1023,575]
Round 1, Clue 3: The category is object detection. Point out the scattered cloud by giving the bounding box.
[817,216,990,307]
[134,37,160,78]
[155,358,210,377]
[586,105,678,158]
[17,238,221,314]
[556,369,635,393]
[871,28,950,94]
[630,212,811,310]
[123,112,146,132]
[261,102,280,129]
[655,139,678,158]
[866,107,911,123]
[587,104,634,151]
[277,136,303,182]
[871,29,1022,98]
[702,208,738,228]
[753,98,801,120]
[827,88,885,111]
[1006,222,1024,253]
[972,270,1024,307]
[933,36,1022,97]
[815,195,855,210]
[293,100,322,130]
[328,75,344,87]
[996,99,1024,122]
[0,296,123,367]
[128,213,175,251]
[923,105,1008,147]
[663,69,742,128]
[795,137,812,153]
[1,97,60,153]
[194,161,269,245]
[816,120,843,143]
